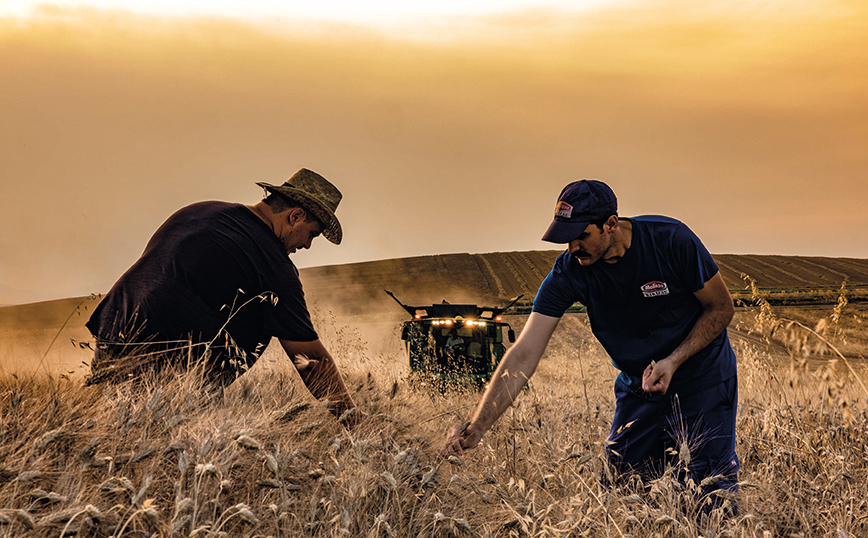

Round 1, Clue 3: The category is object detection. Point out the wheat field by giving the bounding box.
[1,292,867,537]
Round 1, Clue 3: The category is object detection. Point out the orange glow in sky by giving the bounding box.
[1,0,867,304]
[2,0,625,25]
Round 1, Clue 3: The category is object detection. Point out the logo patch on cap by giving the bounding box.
[555,201,573,219]
[641,281,669,298]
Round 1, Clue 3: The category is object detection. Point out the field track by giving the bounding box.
[300,251,868,311]
[2,251,867,321]
[1,251,866,375]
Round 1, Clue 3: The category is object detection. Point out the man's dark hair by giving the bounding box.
[263,193,319,224]
[263,192,302,213]
[590,214,617,230]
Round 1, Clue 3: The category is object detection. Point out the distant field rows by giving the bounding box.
[1,252,867,375]
[300,251,868,311]
[0,250,868,373]
[3,252,867,324]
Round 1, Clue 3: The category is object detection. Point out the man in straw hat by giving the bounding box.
[444,179,739,515]
[86,168,362,423]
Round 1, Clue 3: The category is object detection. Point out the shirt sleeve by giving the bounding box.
[532,251,582,317]
[261,262,319,342]
[674,222,720,292]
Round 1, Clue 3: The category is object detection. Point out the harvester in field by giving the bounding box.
[385,290,522,389]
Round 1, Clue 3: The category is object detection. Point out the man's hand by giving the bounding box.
[337,407,369,430]
[642,358,676,394]
[292,354,319,371]
[642,272,735,395]
[442,421,483,457]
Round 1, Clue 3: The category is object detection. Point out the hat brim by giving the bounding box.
[257,182,342,244]
[541,218,590,244]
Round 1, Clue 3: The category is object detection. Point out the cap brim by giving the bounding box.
[541,219,590,244]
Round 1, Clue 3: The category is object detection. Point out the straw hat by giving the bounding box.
[256,168,343,244]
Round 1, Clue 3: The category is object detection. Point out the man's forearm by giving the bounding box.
[465,347,538,439]
[665,305,732,369]
[642,301,734,393]
[663,272,735,371]
[443,312,560,455]
[299,355,356,413]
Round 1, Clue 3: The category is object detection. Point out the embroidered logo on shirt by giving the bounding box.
[641,281,670,298]
[555,201,573,218]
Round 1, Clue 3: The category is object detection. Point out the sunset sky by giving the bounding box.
[2,0,867,305]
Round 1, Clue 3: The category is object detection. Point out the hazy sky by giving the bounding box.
[2,0,867,305]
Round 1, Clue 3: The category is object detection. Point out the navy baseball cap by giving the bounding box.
[541,180,618,243]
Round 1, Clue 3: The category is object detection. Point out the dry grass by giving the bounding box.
[2,294,868,537]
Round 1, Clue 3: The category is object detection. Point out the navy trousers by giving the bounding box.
[605,374,739,512]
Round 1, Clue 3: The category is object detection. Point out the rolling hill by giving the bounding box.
[300,251,868,313]
[2,252,866,375]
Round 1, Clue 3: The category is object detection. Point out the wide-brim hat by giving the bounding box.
[256,168,343,244]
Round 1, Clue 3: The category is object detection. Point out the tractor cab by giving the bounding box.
[385,290,522,388]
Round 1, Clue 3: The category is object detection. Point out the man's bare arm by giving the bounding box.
[279,338,358,418]
[443,312,561,456]
[642,272,735,393]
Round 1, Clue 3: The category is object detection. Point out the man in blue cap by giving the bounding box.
[443,179,739,513]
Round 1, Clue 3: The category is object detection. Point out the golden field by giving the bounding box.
[1,253,867,537]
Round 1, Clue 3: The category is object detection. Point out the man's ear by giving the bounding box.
[605,215,619,231]
[287,207,306,226]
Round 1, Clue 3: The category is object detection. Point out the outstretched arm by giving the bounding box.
[279,338,360,422]
[642,271,735,394]
[443,312,560,456]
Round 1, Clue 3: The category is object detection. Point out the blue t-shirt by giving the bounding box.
[532,216,736,393]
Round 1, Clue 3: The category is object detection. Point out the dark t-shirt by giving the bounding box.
[532,215,737,393]
[86,201,318,375]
